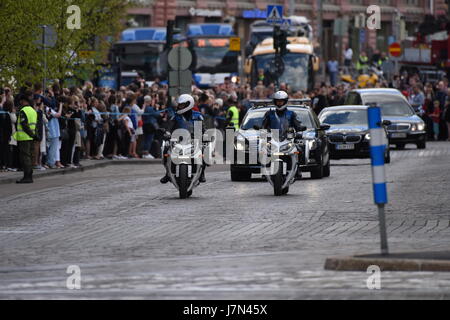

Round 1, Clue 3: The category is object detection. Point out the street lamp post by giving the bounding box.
[41,25,48,91]
[316,0,325,82]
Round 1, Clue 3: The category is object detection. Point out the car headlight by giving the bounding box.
[364,133,371,141]
[417,123,425,131]
[411,124,417,132]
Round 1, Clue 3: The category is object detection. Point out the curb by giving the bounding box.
[0,159,160,185]
[324,256,450,272]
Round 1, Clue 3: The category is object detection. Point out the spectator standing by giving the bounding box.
[7,100,18,171]
[45,100,63,169]
[344,46,353,73]
[119,106,136,158]
[142,95,161,159]
[430,100,441,141]
[32,96,46,170]
[312,86,329,115]
[327,58,339,86]
[0,95,12,171]
[408,85,425,114]
[356,51,369,75]
[445,91,450,141]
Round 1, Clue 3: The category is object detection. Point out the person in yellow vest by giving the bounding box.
[13,92,38,184]
[226,95,240,131]
[356,51,369,75]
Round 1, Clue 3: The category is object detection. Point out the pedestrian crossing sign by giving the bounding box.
[266,5,283,24]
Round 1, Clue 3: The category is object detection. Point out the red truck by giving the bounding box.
[399,30,449,82]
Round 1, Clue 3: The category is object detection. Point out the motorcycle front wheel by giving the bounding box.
[273,163,284,196]
[178,164,189,199]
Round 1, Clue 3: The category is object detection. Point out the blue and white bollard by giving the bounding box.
[368,106,389,255]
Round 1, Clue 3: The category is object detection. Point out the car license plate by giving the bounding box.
[336,144,355,150]
[391,133,407,138]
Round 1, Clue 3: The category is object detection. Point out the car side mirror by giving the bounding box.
[299,125,308,132]
[320,124,331,131]
[295,132,303,139]
[253,125,261,130]
[382,120,391,126]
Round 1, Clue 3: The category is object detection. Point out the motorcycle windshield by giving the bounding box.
[267,113,291,141]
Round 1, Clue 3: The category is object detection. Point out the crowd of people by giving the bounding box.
[1,71,450,174]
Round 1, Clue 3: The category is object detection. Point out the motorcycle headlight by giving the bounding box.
[280,143,293,153]
[235,140,246,151]
[364,133,371,141]
[308,140,318,150]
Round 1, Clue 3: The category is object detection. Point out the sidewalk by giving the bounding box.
[325,251,450,272]
[0,158,160,185]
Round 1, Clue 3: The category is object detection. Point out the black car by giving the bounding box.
[318,105,391,163]
[230,100,331,181]
[344,88,426,149]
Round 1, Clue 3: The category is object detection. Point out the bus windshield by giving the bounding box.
[190,38,238,74]
[254,53,310,91]
[114,42,162,80]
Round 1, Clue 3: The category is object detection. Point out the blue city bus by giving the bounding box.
[185,24,240,88]
[110,27,173,86]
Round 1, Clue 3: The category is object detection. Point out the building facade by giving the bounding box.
[127,0,447,62]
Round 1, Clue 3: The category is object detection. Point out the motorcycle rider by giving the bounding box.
[160,94,207,184]
[262,90,304,179]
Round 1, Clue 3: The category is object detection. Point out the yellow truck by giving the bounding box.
[244,37,319,92]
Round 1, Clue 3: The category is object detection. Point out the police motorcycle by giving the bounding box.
[160,95,214,199]
[256,91,306,196]
[258,127,304,196]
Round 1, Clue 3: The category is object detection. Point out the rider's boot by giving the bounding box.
[295,167,303,180]
[160,174,170,184]
[199,166,206,183]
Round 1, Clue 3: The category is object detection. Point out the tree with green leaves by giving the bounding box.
[0,0,129,88]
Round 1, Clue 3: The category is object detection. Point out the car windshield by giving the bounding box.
[363,95,415,116]
[241,108,314,130]
[190,38,238,74]
[254,53,309,91]
[319,109,368,126]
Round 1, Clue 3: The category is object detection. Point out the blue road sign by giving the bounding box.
[267,5,283,24]
[368,107,388,205]
[359,29,366,44]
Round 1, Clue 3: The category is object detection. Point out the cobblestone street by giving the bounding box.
[1,142,450,299]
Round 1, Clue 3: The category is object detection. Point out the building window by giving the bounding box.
[127,15,150,27]
[405,0,419,5]
[378,0,391,5]
[349,0,363,4]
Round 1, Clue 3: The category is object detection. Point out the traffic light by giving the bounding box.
[166,20,181,50]
[273,25,288,56]
[279,30,288,56]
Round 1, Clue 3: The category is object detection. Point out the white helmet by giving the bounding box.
[273,91,289,111]
[176,94,195,115]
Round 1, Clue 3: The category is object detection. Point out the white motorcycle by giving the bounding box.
[162,131,213,199]
[259,128,304,196]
